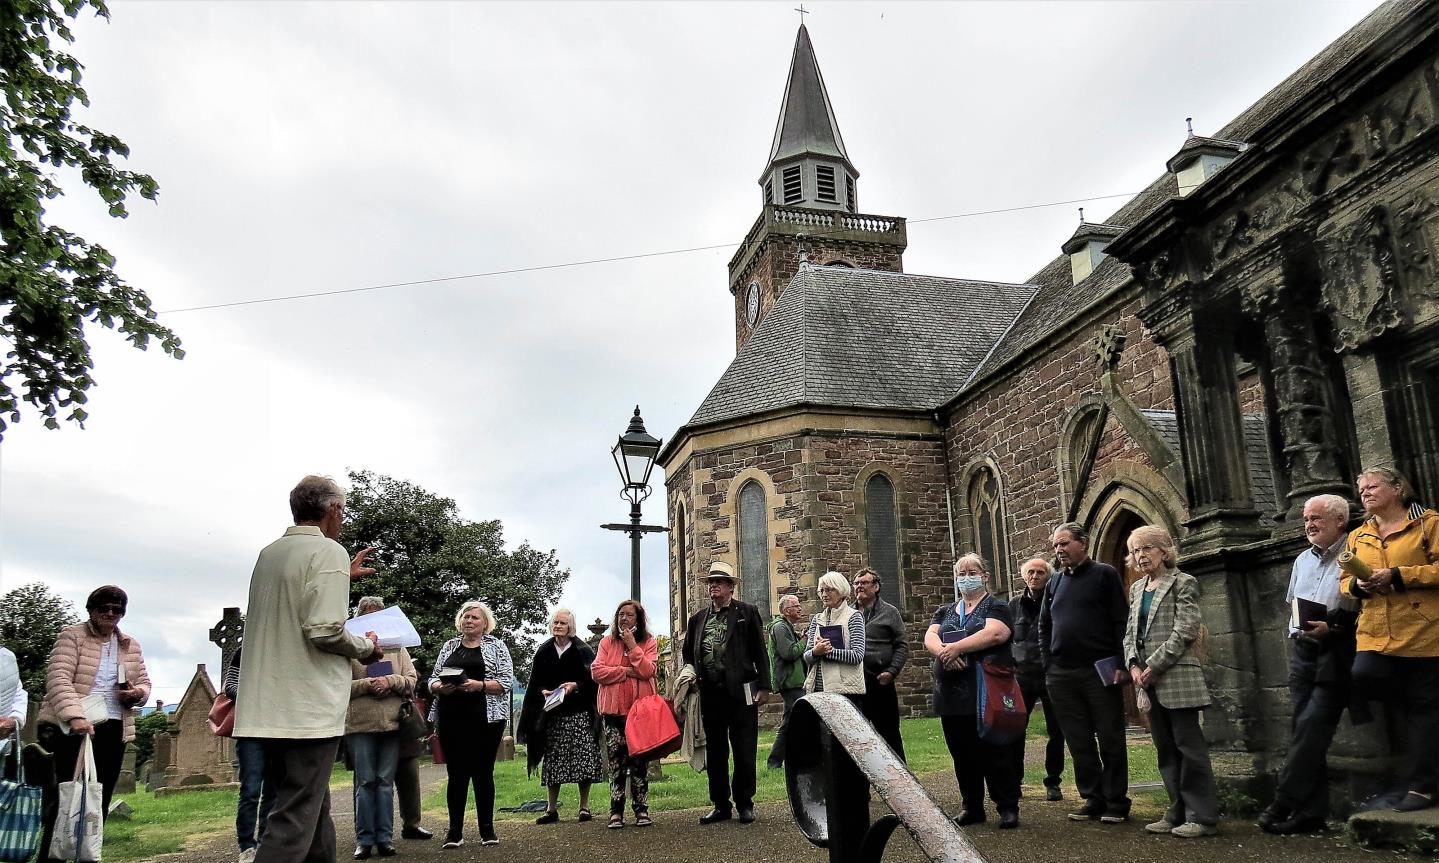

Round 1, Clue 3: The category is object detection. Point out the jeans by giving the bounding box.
[235,737,274,851]
[699,683,758,809]
[766,688,804,767]
[347,732,400,846]
[1046,665,1130,814]
[1014,670,1065,788]
[1273,645,1347,819]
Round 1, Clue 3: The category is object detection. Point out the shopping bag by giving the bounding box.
[626,694,682,762]
[975,658,1028,745]
[207,694,235,737]
[0,735,42,863]
[50,737,103,862]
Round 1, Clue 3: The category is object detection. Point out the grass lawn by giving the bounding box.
[99,714,1165,860]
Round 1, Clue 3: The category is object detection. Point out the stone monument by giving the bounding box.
[149,664,237,796]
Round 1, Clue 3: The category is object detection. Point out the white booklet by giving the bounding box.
[543,688,567,712]
[344,606,422,649]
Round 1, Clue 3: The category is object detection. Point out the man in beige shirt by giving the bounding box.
[236,475,381,863]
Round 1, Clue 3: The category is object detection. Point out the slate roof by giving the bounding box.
[687,266,1036,427]
[765,24,854,178]
[957,0,1427,398]
[1142,409,1279,514]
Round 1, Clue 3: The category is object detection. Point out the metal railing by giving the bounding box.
[784,693,990,863]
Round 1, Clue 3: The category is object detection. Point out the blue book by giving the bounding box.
[366,660,394,677]
[818,625,845,650]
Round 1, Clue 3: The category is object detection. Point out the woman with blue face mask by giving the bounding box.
[924,554,1021,830]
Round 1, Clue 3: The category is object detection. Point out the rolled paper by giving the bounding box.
[1338,550,1373,581]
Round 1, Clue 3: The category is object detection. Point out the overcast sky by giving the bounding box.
[0,0,1384,704]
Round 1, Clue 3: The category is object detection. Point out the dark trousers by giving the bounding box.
[940,714,1020,814]
[438,720,503,835]
[1352,652,1439,794]
[39,720,125,863]
[766,688,804,767]
[1046,665,1130,813]
[253,737,340,863]
[1273,649,1347,819]
[699,683,758,809]
[396,752,422,830]
[1014,670,1065,788]
[862,673,907,762]
[1148,700,1218,826]
[235,737,274,851]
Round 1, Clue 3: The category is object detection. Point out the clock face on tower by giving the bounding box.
[746,281,760,327]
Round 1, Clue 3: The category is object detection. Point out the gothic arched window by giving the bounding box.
[864,473,900,605]
[969,465,1011,590]
[675,506,689,625]
[738,481,771,619]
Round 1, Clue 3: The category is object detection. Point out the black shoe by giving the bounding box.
[954,808,986,826]
[1271,815,1327,835]
[1045,787,1063,802]
[401,827,433,841]
[354,846,373,860]
[535,810,559,825]
[766,760,783,770]
[1067,803,1103,822]
[1396,791,1436,812]
[699,808,733,825]
[998,810,1020,830]
[737,805,756,824]
[441,833,463,850]
[1257,804,1290,832]
[375,845,397,858]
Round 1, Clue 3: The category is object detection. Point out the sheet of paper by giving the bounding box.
[345,605,422,649]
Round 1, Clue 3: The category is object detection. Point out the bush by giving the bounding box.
[132,711,171,773]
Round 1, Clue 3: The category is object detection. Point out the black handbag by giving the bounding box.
[398,698,430,739]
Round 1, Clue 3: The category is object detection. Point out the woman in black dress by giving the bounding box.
[517,608,606,824]
[428,600,514,849]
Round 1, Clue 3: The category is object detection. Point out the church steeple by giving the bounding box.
[760,24,858,213]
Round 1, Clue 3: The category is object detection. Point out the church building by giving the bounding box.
[658,0,1439,789]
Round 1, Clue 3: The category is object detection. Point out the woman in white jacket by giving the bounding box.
[804,571,866,703]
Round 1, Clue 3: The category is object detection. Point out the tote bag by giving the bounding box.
[0,735,42,863]
[975,658,1028,745]
[50,737,103,862]
[626,694,681,762]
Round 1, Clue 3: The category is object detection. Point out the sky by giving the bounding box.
[0,0,1386,705]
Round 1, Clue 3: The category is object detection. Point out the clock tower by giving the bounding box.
[728,22,907,352]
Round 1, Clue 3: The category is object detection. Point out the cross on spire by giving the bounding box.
[795,4,808,25]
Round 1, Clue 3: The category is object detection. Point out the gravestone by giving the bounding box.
[209,606,244,675]
[149,664,237,796]
[114,746,137,793]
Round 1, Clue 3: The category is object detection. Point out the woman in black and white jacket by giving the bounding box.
[428,601,514,849]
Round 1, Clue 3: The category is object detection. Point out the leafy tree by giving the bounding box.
[131,707,169,772]
[340,470,569,685]
[0,0,183,439]
[0,581,81,692]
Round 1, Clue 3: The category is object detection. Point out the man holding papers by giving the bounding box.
[1259,494,1362,835]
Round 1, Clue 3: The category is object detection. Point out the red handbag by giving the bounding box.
[428,733,446,765]
[626,692,681,761]
[975,658,1028,744]
[207,694,235,737]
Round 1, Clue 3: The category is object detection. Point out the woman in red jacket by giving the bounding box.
[590,600,658,829]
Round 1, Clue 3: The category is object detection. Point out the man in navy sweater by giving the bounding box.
[1039,522,1132,824]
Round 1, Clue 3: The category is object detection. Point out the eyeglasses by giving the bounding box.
[92,604,125,616]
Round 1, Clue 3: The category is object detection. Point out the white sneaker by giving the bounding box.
[1171,821,1218,838]
[238,849,257,863]
[1144,819,1176,834]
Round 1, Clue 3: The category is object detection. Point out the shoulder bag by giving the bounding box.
[0,734,42,863]
[207,695,234,737]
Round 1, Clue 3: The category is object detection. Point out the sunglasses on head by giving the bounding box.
[92,604,125,616]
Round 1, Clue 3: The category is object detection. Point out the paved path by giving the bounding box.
[161,767,1381,863]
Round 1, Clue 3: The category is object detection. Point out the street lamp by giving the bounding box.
[601,406,669,602]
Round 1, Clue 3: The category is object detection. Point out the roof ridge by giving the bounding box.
[810,266,1037,289]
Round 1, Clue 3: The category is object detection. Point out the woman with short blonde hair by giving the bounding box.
[428,601,514,847]
[804,571,866,699]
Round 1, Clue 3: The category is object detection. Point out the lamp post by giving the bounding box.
[600,405,669,602]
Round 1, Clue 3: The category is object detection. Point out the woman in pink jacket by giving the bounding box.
[590,600,658,829]
[37,585,151,862]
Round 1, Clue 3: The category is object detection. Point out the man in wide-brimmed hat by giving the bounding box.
[682,561,772,825]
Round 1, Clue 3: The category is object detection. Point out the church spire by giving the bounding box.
[760,23,859,213]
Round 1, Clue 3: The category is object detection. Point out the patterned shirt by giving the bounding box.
[701,606,730,682]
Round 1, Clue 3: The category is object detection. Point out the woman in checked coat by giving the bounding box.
[1123,525,1219,839]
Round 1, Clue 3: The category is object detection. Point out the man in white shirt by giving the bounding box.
[1259,494,1363,835]
[235,476,381,863]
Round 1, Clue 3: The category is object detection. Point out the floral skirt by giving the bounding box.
[541,711,606,786]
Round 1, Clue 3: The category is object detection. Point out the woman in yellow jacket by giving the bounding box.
[1342,467,1439,812]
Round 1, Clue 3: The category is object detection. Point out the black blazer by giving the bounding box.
[682,600,772,702]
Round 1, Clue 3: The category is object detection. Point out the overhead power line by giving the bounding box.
[158,191,1139,315]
